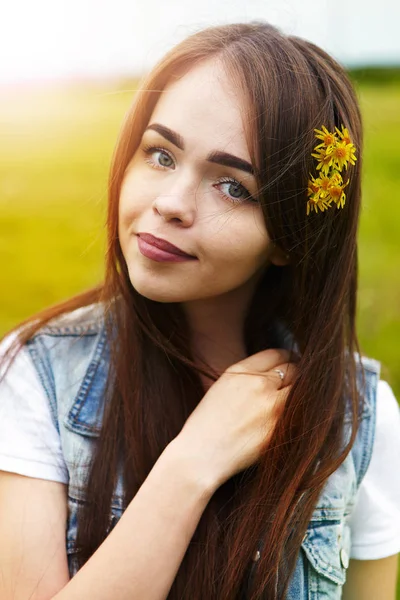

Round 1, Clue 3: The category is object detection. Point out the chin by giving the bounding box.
[134,288,178,303]
[127,273,189,303]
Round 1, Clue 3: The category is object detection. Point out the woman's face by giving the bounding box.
[119,58,280,304]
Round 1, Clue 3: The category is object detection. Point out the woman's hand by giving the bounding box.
[174,349,297,491]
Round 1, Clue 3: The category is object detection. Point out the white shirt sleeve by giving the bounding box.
[349,379,400,560]
[0,331,69,484]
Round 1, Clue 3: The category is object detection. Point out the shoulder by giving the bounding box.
[376,379,399,415]
[1,301,108,360]
[353,354,381,391]
[357,354,381,416]
[354,353,381,413]
[20,302,110,389]
[356,354,381,377]
[1,302,112,419]
[37,301,107,336]
[24,301,110,366]
[341,353,381,430]
[374,379,400,457]
[25,300,112,378]
[1,301,109,384]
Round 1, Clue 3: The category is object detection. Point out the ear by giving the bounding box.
[270,244,290,267]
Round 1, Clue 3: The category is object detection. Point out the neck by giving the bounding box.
[181,280,260,389]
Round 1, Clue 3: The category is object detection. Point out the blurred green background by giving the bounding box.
[0,71,399,594]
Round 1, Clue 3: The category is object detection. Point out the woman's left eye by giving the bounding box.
[214,178,254,204]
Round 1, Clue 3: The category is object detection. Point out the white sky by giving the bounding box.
[1,0,400,84]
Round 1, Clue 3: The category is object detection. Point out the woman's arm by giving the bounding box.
[342,554,399,600]
[54,440,217,600]
[0,471,70,600]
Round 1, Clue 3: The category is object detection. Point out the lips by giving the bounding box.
[137,233,194,258]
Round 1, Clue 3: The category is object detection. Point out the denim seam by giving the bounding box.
[38,329,100,337]
[65,324,108,436]
[357,371,378,487]
[26,336,59,434]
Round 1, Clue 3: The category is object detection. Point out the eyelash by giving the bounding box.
[141,144,256,205]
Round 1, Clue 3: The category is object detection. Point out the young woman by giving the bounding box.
[0,21,399,600]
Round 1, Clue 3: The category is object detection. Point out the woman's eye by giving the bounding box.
[143,146,175,169]
[215,180,254,204]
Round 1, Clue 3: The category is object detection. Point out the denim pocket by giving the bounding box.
[66,491,123,579]
[301,519,351,598]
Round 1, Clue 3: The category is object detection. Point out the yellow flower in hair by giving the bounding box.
[307,174,320,196]
[319,171,343,195]
[306,193,333,215]
[314,125,337,150]
[311,147,334,175]
[306,174,333,215]
[335,125,352,146]
[331,141,357,170]
[306,124,357,215]
[328,180,349,209]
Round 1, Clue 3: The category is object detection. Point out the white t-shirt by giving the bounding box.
[0,333,399,560]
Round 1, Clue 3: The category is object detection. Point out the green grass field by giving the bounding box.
[0,76,399,593]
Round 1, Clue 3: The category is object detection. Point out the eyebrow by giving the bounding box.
[144,123,255,176]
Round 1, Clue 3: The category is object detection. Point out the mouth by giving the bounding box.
[137,232,195,258]
[136,233,198,263]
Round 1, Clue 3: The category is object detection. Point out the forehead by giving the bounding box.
[148,59,249,157]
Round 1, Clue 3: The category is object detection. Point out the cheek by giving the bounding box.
[118,173,148,229]
[118,190,134,227]
[209,212,270,269]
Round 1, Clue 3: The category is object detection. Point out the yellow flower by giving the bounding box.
[306,124,357,215]
[311,148,334,175]
[314,126,337,150]
[335,125,352,145]
[306,174,333,214]
[328,180,349,209]
[345,143,357,167]
[319,171,342,196]
[307,174,321,196]
[307,194,333,215]
[331,142,357,171]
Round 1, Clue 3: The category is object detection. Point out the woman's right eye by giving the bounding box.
[142,145,175,170]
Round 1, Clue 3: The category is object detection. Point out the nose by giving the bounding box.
[152,178,197,226]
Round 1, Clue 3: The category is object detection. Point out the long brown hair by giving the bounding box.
[1,22,365,599]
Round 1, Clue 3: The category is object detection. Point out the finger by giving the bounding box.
[268,362,297,389]
[229,348,293,374]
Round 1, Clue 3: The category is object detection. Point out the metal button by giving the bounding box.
[252,550,261,562]
[107,514,118,534]
[340,547,349,569]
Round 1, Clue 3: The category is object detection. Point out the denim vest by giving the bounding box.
[24,302,379,599]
